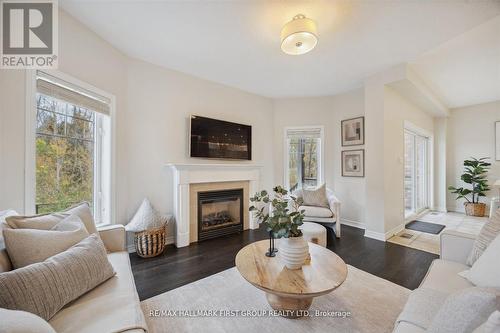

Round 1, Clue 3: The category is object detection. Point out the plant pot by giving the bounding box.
[464,203,486,217]
[278,236,309,270]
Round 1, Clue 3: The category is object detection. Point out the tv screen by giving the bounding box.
[190,116,252,160]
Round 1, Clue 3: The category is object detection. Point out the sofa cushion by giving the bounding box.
[0,308,56,333]
[467,208,500,266]
[49,251,148,333]
[3,215,89,269]
[6,202,98,235]
[301,184,329,208]
[392,322,426,333]
[427,287,498,333]
[459,234,500,288]
[0,234,115,320]
[419,259,473,294]
[396,287,448,330]
[300,205,333,218]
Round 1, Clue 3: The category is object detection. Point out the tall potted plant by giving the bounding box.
[448,157,491,217]
[250,186,308,269]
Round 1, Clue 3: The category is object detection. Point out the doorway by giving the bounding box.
[404,129,430,219]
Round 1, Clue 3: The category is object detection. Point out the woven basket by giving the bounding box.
[464,203,486,217]
[134,226,166,258]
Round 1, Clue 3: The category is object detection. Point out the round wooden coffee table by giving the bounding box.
[235,240,348,318]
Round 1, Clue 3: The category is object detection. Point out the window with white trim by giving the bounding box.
[285,127,323,192]
[34,71,111,224]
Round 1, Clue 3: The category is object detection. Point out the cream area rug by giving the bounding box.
[141,265,410,333]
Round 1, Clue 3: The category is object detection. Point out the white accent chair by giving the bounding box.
[293,188,341,238]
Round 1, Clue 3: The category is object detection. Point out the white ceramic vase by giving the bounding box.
[278,236,309,270]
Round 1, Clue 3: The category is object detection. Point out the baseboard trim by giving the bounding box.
[364,230,386,241]
[385,223,405,239]
[340,218,366,230]
[127,235,175,254]
[364,223,405,242]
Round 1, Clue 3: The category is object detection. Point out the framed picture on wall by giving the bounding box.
[496,121,500,161]
[342,149,365,177]
[341,116,364,146]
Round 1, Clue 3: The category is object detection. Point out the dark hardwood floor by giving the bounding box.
[130,225,438,301]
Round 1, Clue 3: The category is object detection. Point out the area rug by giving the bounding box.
[141,265,410,333]
[406,220,446,234]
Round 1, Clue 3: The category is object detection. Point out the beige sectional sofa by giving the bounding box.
[0,224,148,333]
[393,229,497,332]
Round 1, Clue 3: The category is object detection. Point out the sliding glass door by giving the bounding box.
[404,130,430,218]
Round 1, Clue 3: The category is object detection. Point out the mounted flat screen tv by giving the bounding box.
[190,115,252,160]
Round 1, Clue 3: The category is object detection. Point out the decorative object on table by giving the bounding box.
[341,116,364,146]
[250,186,308,269]
[342,149,365,177]
[265,231,277,257]
[496,121,500,161]
[126,198,170,258]
[448,157,491,217]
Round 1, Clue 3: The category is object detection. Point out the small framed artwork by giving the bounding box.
[342,149,365,177]
[496,121,500,161]
[342,116,364,146]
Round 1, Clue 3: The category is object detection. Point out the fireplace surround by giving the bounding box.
[167,163,262,247]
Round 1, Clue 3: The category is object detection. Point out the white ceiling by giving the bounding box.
[61,0,500,106]
[411,15,500,109]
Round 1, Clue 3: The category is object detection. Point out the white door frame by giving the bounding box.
[404,121,434,222]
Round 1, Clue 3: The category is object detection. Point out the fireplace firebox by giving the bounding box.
[197,189,244,241]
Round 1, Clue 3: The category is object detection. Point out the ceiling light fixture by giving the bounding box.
[280,14,318,55]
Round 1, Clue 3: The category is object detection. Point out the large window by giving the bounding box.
[33,71,111,224]
[404,129,430,218]
[285,127,323,191]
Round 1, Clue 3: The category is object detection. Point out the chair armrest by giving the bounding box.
[440,230,476,265]
[326,191,341,218]
[98,224,126,252]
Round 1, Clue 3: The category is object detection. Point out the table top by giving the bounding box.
[235,240,348,297]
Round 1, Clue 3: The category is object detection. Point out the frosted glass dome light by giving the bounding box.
[280,14,318,55]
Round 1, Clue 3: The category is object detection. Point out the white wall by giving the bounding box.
[446,101,500,212]
[272,89,366,226]
[125,59,275,238]
[383,87,435,233]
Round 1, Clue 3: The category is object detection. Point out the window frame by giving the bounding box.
[283,125,325,191]
[25,70,116,225]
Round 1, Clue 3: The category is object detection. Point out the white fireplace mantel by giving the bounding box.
[167,163,263,247]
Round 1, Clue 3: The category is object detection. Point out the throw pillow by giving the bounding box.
[467,208,500,266]
[3,215,89,269]
[473,311,500,333]
[301,184,329,208]
[0,209,17,249]
[5,202,98,235]
[0,308,56,333]
[427,287,497,333]
[459,233,500,288]
[0,234,115,321]
[125,198,167,232]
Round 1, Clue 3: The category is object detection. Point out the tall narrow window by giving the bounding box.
[35,71,111,224]
[404,129,430,218]
[285,127,323,192]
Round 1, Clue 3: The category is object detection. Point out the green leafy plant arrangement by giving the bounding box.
[448,157,491,203]
[249,186,305,238]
